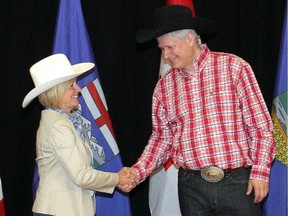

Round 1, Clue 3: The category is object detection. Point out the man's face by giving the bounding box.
[157,33,196,70]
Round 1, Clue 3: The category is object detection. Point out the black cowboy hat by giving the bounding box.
[136,5,215,43]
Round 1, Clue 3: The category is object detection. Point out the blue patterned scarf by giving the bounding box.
[46,107,85,141]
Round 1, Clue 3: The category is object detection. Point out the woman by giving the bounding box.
[22,54,137,216]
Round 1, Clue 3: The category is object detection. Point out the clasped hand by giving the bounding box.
[117,167,139,193]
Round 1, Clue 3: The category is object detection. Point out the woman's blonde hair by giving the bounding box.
[38,78,76,108]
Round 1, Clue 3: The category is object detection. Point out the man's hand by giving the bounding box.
[117,167,140,193]
[246,179,269,203]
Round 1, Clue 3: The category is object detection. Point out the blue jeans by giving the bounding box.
[178,167,262,216]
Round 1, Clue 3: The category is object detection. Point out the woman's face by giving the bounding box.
[59,80,81,114]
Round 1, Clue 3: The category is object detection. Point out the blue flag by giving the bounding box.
[262,5,287,216]
[33,0,132,215]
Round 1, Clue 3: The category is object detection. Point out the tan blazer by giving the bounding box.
[32,110,118,216]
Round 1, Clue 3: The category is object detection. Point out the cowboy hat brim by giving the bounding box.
[22,62,94,108]
[136,16,215,43]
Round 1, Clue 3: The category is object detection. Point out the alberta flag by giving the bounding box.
[33,0,132,215]
[262,5,287,216]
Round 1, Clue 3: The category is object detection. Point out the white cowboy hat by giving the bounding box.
[22,53,95,108]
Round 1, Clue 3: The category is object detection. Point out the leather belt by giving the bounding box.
[183,165,251,182]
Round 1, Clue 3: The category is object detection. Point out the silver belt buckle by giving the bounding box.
[200,166,224,182]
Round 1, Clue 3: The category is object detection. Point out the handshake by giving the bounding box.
[117,167,140,193]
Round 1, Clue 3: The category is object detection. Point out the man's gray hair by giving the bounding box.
[163,29,202,45]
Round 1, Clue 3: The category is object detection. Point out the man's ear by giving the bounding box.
[186,33,195,46]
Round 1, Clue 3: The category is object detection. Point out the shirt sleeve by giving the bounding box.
[133,91,173,182]
[48,119,119,193]
[233,60,275,182]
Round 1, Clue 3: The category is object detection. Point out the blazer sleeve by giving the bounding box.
[48,118,119,194]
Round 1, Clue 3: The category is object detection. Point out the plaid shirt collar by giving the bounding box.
[177,44,210,77]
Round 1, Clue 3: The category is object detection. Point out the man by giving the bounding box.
[127,5,275,216]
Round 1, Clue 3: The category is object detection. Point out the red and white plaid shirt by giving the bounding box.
[133,45,275,182]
